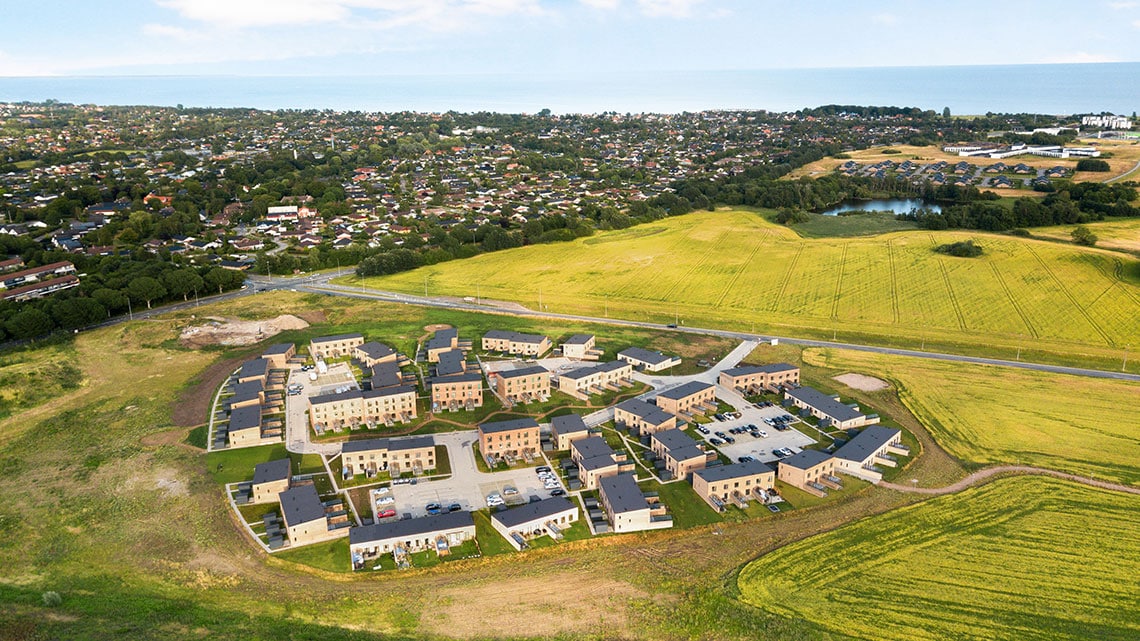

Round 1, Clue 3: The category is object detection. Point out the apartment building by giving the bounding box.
[481,330,552,357]
[557,360,633,396]
[308,385,418,431]
[250,458,291,504]
[777,450,836,491]
[718,363,800,394]
[561,334,603,360]
[478,418,541,460]
[350,511,475,569]
[613,398,677,435]
[550,413,590,450]
[261,342,296,369]
[227,404,264,447]
[489,365,550,404]
[279,485,338,546]
[692,461,776,511]
[650,429,710,480]
[309,333,365,360]
[571,435,632,490]
[354,341,397,368]
[832,425,907,482]
[655,381,716,417]
[491,497,579,550]
[340,436,437,476]
[785,386,879,430]
[430,372,484,411]
[425,328,459,363]
[236,358,270,385]
[228,379,265,410]
[617,347,681,372]
[598,474,672,533]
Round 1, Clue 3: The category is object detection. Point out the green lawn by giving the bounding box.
[738,476,1140,641]
[473,510,516,556]
[641,479,723,529]
[276,537,351,573]
[206,445,324,485]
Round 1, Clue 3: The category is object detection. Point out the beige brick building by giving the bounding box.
[550,413,590,450]
[650,429,710,480]
[692,461,775,511]
[478,418,540,460]
[560,334,603,360]
[718,363,800,394]
[279,485,338,546]
[557,360,632,396]
[571,436,633,490]
[613,398,677,435]
[785,386,879,430]
[354,341,398,368]
[777,450,836,491]
[482,330,552,357]
[309,333,364,360]
[341,436,437,476]
[261,343,296,369]
[425,328,459,363]
[655,381,716,417]
[490,366,550,404]
[308,386,418,431]
[430,372,484,411]
[250,459,291,504]
[349,511,475,569]
[598,474,672,533]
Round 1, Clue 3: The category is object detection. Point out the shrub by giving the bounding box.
[1007,228,1031,237]
[881,148,902,154]
[935,240,984,257]
[1075,158,1110,172]
[1070,225,1098,246]
[774,208,811,225]
[42,591,62,607]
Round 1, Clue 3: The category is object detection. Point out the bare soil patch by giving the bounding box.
[423,324,453,333]
[171,355,246,427]
[425,574,649,639]
[294,310,327,324]
[179,314,310,348]
[833,372,890,392]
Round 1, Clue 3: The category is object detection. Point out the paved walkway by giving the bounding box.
[880,465,1140,496]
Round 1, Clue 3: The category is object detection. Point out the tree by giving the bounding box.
[162,268,204,301]
[6,308,54,340]
[91,288,128,315]
[50,298,107,329]
[127,276,166,309]
[1070,225,1098,247]
[204,267,243,294]
[943,107,951,118]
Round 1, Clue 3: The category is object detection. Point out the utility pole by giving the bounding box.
[1124,345,1131,372]
[538,287,543,311]
[127,298,133,321]
[424,275,428,298]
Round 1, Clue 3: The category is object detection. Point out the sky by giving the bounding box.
[2,0,1140,76]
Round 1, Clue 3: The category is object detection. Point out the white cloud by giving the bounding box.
[142,23,201,41]
[871,12,899,25]
[636,0,705,18]
[1134,18,1140,27]
[1108,1,1138,9]
[579,0,620,8]
[154,0,544,30]
[1044,51,1120,63]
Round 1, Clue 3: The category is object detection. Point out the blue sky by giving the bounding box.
[2,0,1140,76]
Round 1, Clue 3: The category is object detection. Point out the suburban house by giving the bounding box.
[341,436,437,476]
[777,450,837,494]
[617,347,681,372]
[354,341,397,368]
[227,404,264,447]
[308,386,418,431]
[236,358,270,385]
[692,461,776,512]
[650,429,711,480]
[655,381,716,417]
[309,333,365,360]
[481,330,552,357]
[831,425,908,482]
[425,328,460,363]
[613,398,677,435]
[430,372,484,411]
[571,436,632,490]
[0,274,80,301]
[561,334,603,360]
[278,484,339,546]
[478,418,541,461]
[261,343,296,369]
[490,497,579,550]
[784,386,879,429]
[250,458,291,504]
[718,363,800,394]
[550,413,590,450]
[228,379,265,410]
[489,365,551,404]
[556,360,633,397]
[349,511,475,569]
[0,260,77,290]
[598,474,672,533]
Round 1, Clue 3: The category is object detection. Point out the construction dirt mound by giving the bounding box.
[179,314,310,348]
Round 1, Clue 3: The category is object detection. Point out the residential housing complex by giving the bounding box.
[249,459,292,504]
[650,429,712,480]
[481,330,552,357]
[550,413,591,451]
[692,461,776,512]
[430,371,484,412]
[478,418,541,461]
[310,333,365,360]
[308,385,418,431]
[785,386,879,429]
[354,341,397,368]
[557,360,633,397]
[350,511,476,570]
[489,365,551,404]
[719,363,800,394]
[490,498,579,550]
[598,474,672,533]
[571,435,633,490]
[425,328,460,363]
[279,484,346,547]
[341,436,437,477]
[617,347,681,372]
[613,398,677,435]
[560,334,603,360]
[831,426,908,482]
[655,381,716,417]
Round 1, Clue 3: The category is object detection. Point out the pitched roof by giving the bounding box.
[262,343,295,356]
[369,361,403,389]
[279,485,326,527]
[785,386,864,423]
[617,347,674,366]
[614,398,674,425]
[551,413,588,435]
[230,379,264,404]
[356,341,395,360]
[652,429,699,452]
[598,474,649,514]
[228,405,262,432]
[491,497,577,529]
[435,350,466,376]
[832,425,900,464]
[237,358,269,379]
[562,334,593,345]
[349,510,474,545]
[780,449,833,470]
[311,332,364,344]
[252,458,291,485]
[362,384,416,399]
[342,437,390,454]
[572,435,614,460]
[722,362,798,377]
[693,460,775,483]
[388,436,434,451]
[494,365,548,379]
[479,417,540,434]
[431,371,483,385]
[658,380,714,401]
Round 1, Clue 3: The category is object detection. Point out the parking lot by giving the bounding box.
[382,432,565,518]
[693,404,815,464]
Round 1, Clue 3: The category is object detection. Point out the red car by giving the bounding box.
[377,509,397,519]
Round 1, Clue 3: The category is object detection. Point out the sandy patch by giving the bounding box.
[423,324,454,333]
[424,574,648,639]
[833,372,890,392]
[179,314,309,348]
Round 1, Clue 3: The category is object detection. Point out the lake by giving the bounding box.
[818,198,942,217]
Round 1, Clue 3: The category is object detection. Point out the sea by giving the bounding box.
[1,63,1138,114]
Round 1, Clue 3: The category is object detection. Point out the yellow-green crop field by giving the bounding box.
[738,477,1140,641]
[366,210,1140,368]
[1031,217,1140,255]
[807,347,1140,485]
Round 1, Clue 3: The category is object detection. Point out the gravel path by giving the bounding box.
[880,465,1140,496]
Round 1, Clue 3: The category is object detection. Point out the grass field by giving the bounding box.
[1030,217,1140,255]
[786,139,1140,184]
[805,347,1140,485]
[737,476,1140,641]
[364,210,1140,371]
[774,210,920,238]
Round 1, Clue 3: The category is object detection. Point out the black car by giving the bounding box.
[425,503,442,515]
[447,503,462,512]
[550,489,566,497]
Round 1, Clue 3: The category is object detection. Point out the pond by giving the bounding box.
[818,198,941,217]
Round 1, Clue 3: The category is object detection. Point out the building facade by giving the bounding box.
[309,333,365,360]
[561,334,602,360]
[784,386,878,430]
[616,347,681,372]
[655,381,716,417]
[777,450,836,490]
[550,413,590,450]
[598,474,672,533]
[613,398,677,435]
[478,418,541,460]
[718,363,800,394]
[692,461,775,511]
[490,498,579,550]
[308,386,418,431]
[482,330,552,357]
[349,511,475,569]
[430,372,484,411]
[490,366,551,404]
[557,360,632,396]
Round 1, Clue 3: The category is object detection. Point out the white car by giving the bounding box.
[376,496,395,505]
[757,430,768,438]
[374,486,390,495]
[502,486,519,496]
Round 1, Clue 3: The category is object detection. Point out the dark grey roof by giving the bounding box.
[618,347,674,366]
[561,366,599,380]
[427,328,458,351]
[615,398,674,425]
[693,460,776,483]
[435,350,466,376]
[598,474,649,514]
[786,386,864,423]
[349,511,474,545]
[495,366,548,379]
[564,360,629,380]
[370,361,403,389]
[238,358,269,379]
[658,380,714,401]
[342,437,389,454]
[389,435,434,451]
[262,343,294,356]
[431,372,483,386]
[229,405,262,431]
[357,341,395,360]
[668,445,706,463]
[833,425,901,463]
[485,330,547,345]
[492,497,577,529]
[722,362,798,377]
[362,384,416,400]
[780,449,833,470]
[279,485,326,526]
[483,329,515,340]
[572,435,614,460]
[579,453,620,472]
[652,429,699,452]
[596,360,629,373]
[551,413,588,435]
[252,458,291,485]
[562,334,593,345]
[479,417,540,434]
[312,333,363,344]
[309,389,362,405]
[230,379,264,404]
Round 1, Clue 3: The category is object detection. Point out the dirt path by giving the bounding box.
[880,465,1140,496]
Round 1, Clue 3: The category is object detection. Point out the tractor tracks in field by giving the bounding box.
[880,465,1140,497]
[1024,244,1113,346]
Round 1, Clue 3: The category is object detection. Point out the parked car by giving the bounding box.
[425,502,442,515]
[757,430,768,438]
[536,466,551,474]
[709,437,723,446]
[502,486,519,496]
[447,503,462,513]
[377,509,397,519]
[550,489,566,497]
[696,425,710,435]
[376,496,395,505]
